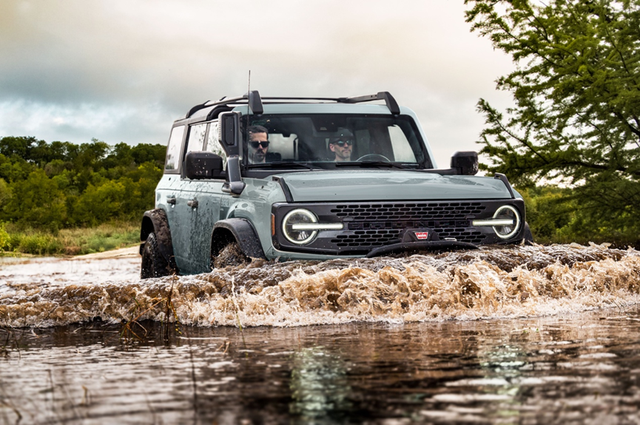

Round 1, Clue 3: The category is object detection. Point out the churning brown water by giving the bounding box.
[1,244,640,423]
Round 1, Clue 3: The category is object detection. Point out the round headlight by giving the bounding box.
[283,209,318,245]
[492,205,521,239]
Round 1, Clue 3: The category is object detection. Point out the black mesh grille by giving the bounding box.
[330,202,486,220]
[330,227,486,248]
[333,229,403,248]
[434,228,485,244]
[326,202,488,249]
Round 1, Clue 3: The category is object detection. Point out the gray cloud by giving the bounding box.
[0,0,514,166]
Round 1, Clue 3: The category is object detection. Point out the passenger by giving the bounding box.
[329,128,353,162]
[247,125,269,163]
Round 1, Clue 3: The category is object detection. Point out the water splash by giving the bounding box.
[1,244,639,327]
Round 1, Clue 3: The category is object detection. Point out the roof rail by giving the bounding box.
[337,91,400,115]
[185,96,245,118]
[184,90,400,118]
[185,100,210,118]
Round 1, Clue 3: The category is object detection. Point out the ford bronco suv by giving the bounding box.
[140,91,532,278]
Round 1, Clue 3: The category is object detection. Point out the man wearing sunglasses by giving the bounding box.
[247,125,270,163]
[329,128,353,162]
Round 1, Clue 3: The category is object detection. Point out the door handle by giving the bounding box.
[187,199,198,208]
[166,195,176,205]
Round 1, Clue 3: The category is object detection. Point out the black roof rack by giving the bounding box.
[185,91,400,118]
[337,92,400,115]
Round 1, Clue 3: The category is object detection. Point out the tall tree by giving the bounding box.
[465,0,640,241]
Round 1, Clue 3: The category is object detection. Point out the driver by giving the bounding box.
[329,128,353,162]
[247,125,269,163]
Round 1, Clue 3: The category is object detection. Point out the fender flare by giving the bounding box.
[211,218,266,260]
[140,209,178,273]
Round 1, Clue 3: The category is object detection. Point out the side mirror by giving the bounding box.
[219,111,241,156]
[185,152,223,179]
[451,151,478,176]
[218,111,245,195]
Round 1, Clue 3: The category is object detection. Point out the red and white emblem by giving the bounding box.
[414,231,429,240]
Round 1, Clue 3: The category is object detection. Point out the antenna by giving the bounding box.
[244,70,251,161]
[247,70,251,115]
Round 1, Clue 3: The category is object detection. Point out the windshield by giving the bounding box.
[242,114,431,168]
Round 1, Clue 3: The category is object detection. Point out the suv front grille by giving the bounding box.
[330,202,486,220]
[331,227,485,249]
[329,201,488,251]
[274,200,503,255]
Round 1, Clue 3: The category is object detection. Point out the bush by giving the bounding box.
[14,233,64,255]
[0,221,9,250]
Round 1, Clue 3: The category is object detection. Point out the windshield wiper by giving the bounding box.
[335,161,411,170]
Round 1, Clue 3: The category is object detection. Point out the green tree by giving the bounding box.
[0,178,10,211]
[3,169,67,231]
[465,0,640,244]
[72,180,126,225]
[131,143,166,167]
[0,221,8,250]
[0,136,37,159]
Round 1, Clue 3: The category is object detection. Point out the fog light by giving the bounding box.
[283,209,318,245]
[492,205,520,239]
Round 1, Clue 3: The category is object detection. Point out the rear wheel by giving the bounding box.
[141,232,169,279]
[211,241,250,269]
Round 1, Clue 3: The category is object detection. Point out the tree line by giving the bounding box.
[0,136,165,231]
[465,0,639,248]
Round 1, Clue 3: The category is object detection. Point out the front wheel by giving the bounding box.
[523,223,534,245]
[211,241,250,269]
[141,232,170,279]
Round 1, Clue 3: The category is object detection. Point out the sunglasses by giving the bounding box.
[333,139,353,147]
[249,141,270,149]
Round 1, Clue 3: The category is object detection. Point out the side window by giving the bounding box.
[205,121,228,166]
[187,123,207,153]
[164,125,185,172]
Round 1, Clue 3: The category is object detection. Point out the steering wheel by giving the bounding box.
[356,153,391,162]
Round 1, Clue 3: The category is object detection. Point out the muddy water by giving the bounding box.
[1,244,640,423]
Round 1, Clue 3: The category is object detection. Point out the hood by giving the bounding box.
[278,170,513,202]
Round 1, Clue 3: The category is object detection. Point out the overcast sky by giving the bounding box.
[0,0,514,167]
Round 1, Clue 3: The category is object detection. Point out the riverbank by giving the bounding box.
[0,221,139,256]
[75,245,140,259]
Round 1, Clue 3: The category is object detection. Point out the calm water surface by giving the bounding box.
[1,244,640,424]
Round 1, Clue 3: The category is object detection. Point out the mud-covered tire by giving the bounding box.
[211,241,250,269]
[141,232,170,279]
[523,222,534,245]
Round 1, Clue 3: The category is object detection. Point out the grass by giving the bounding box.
[0,221,140,256]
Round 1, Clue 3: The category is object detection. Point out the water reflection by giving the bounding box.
[289,347,351,421]
[2,310,640,423]
[2,244,640,422]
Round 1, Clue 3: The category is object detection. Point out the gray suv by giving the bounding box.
[140,91,532,278]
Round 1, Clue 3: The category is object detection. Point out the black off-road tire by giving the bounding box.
[211,241,250,269]
[141,232,170,279]
[523,223,535,245]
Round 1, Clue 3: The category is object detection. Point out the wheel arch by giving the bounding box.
[211,218,267,260]
[140,209,178,273]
